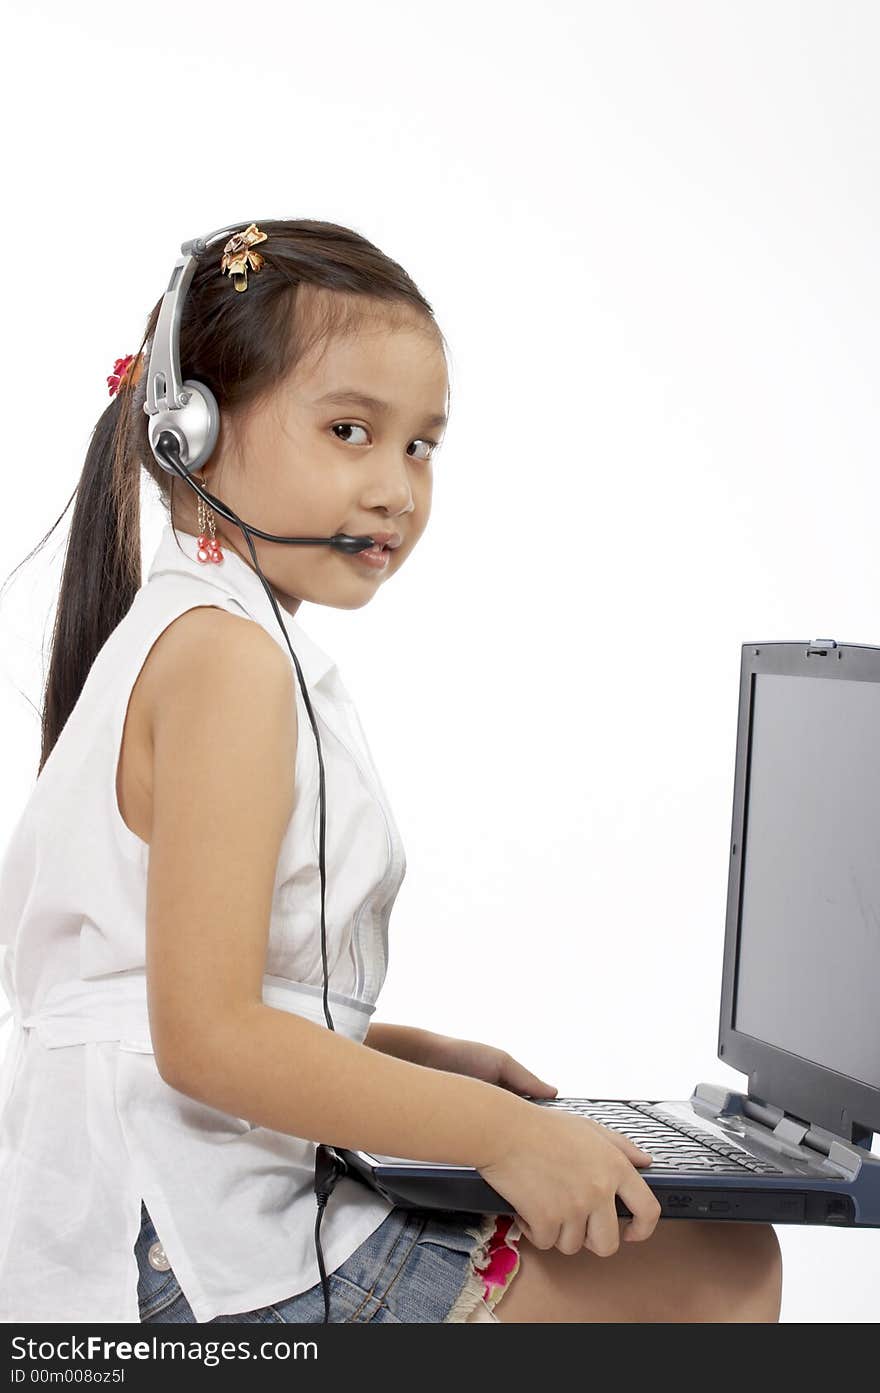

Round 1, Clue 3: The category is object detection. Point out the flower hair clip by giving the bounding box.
[106,222,267,397]
[219,222,268,292]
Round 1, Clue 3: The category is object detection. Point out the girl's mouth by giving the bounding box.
[349,543,391,571]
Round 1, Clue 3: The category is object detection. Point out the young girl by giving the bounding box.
[0,219,781,1324]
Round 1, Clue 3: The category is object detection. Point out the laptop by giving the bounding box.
[338,639,880,1229]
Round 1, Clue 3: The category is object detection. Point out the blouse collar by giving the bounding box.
[145,523,337,689]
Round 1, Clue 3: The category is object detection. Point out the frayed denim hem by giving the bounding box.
[443,1211,521,1323]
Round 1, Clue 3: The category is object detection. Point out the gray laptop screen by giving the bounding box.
[733,671,880,1089]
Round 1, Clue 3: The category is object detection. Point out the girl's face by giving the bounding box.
[182,309,448,617]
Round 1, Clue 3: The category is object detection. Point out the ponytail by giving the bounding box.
[2,332,148,777]
[39,366,144,774]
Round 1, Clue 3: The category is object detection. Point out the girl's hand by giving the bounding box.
[477,1105,659,1256]
[425,1035,558,1100]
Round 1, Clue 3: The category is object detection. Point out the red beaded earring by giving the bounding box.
[196,487,224,564]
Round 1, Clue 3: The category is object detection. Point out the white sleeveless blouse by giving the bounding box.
[0,522,407,1322]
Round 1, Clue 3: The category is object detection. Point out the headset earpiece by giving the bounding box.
[145,378,220,477]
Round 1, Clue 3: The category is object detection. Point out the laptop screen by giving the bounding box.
[733,671,880,1090]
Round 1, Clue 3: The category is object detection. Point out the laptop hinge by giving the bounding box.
[689,1081,865,1179]
[773,1115,808,1146]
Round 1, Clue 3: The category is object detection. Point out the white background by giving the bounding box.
[1,0,878,1322]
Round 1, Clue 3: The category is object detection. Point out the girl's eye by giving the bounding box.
[332,423,369,446]
[331,423,440,461]
[408,438,441,462]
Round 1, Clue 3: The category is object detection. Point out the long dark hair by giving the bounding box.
[1,219,448,777]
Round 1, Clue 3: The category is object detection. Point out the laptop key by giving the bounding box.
[550,1101,789,1174]
[545,1100,793,1174]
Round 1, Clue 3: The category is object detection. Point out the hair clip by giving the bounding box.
[107,352,143,398]
[219,223,268,292]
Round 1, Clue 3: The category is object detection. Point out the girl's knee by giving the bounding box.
[726,1219,782,1276]
[745,1222,783,1313]
[701,1221,783,1322]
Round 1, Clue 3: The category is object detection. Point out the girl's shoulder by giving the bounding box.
[117,602,295,847]
[138,601,291,715]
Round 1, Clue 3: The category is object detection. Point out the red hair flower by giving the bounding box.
[107,353,143,398]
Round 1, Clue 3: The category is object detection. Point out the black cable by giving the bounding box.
[155,433,343,1321]
[314,1202,330,1322]
[314,1145,349,1323]
[156,434,335,1033]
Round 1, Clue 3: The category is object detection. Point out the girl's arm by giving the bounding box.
[163,999,522,1166]
[364,1020,450,1065]
[143,608,527,1169]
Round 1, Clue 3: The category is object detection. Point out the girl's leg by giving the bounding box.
[493,1218,782,1323]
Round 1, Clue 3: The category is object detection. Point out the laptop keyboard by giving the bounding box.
[537,1099,788,1175]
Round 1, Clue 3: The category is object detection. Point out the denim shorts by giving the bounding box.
[135,1200,521,1324]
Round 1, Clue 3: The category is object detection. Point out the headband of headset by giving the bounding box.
[143,224,246,478]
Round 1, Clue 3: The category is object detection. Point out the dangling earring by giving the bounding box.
[196,484,224,564]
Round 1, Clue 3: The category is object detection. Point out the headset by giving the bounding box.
[143,223,384,1323]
